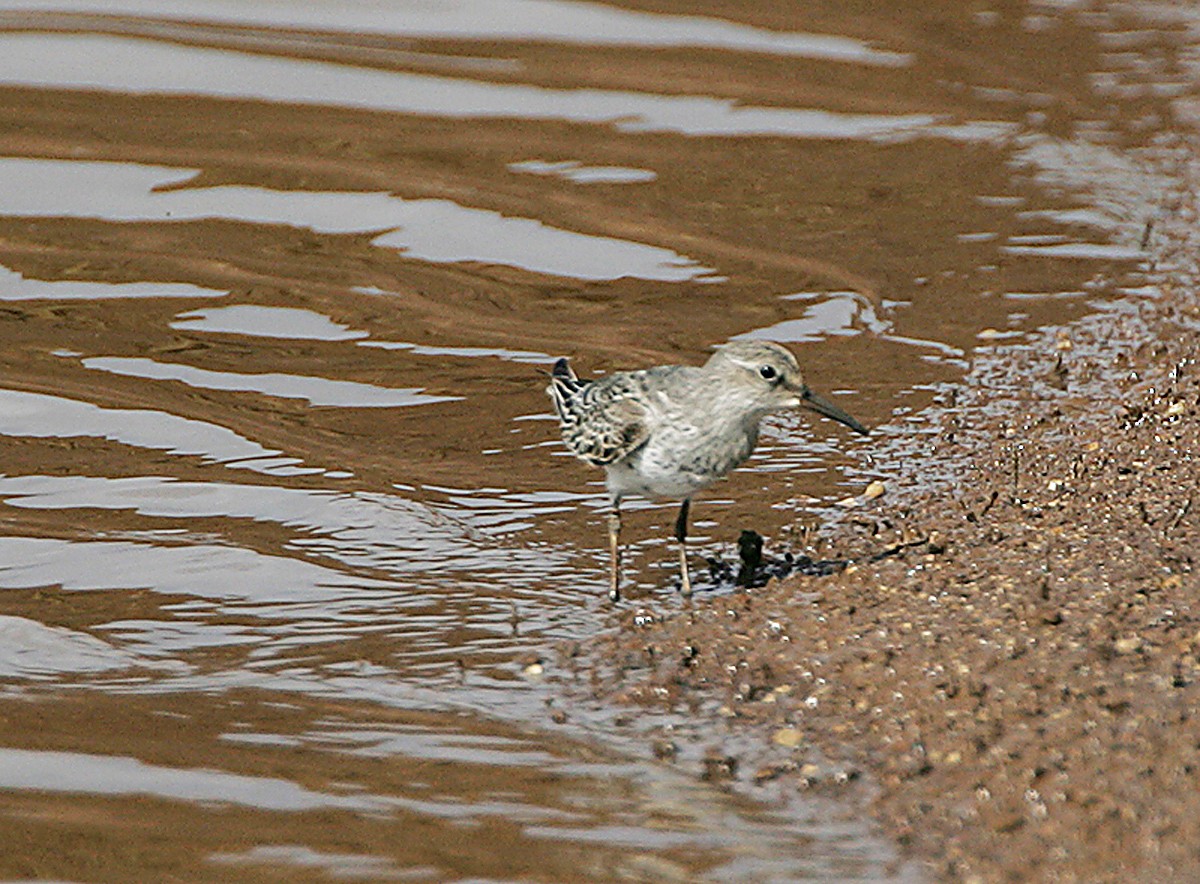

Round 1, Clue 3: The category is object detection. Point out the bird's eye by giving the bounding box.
[759,365,777,380]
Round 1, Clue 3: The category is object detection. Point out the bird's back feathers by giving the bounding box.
[547,358,650,466]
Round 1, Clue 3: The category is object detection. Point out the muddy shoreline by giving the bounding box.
[572,169,1200,881]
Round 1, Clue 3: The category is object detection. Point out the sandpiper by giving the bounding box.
[547,341,868,601]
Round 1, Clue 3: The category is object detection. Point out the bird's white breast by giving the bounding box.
[604,408,759,501]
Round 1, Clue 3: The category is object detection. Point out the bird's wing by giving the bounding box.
[547,361,650,466]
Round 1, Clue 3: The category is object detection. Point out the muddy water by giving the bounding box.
[0,0,1187,880]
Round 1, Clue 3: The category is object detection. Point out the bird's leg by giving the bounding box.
[674,498,692,597]
[607,498,622,602]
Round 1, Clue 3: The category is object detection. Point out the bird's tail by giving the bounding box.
[546,357,586,425]
[551,357,580,386]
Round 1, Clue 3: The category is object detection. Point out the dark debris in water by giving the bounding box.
[705,529,935,590]
[705,529,844,589]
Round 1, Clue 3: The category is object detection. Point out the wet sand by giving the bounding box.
[577,157,1200,881]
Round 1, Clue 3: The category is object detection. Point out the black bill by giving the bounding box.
[801,388,869,435]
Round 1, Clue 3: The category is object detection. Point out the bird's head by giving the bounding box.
[707,340,869,435]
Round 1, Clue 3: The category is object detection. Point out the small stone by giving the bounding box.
[754,763,788,783]
[863,480,886,500]
[550,709,567,724]
[701,753,738,782]
[772,727,804,748]
[522,661,545,677]
[832,767,858,785]
[615,855,691,883]
[836,495,860,508]
[651,739,678,760]
[1166,401,1186,417]
[1114,636,1142,655]
[632,609,658,628]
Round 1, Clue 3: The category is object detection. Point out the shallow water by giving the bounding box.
[0,0,1190,879]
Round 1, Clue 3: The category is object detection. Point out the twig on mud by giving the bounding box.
[861,534,933,565]
[1166,497,1193,534]
[979,489,999,518]
[962,489,999,522]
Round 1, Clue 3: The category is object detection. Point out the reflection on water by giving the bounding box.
[210,845,408,879]
[0,157,716,281]
[735,291,891,343]
[359,338,555,364]
[508,158,659,184]
[0,389,323,476]
[1000,241,1145,260]
[0,747,390,811]
[0,474,577,578]
[172,305,368,340]
[0,265,225,301]
[0,536,400,606]
[80,355,460,408]
[734,292,968,366]
[0,0,912,64]
[0,616,174,679]
[0,0,1187,879]
[0,33,983,141]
